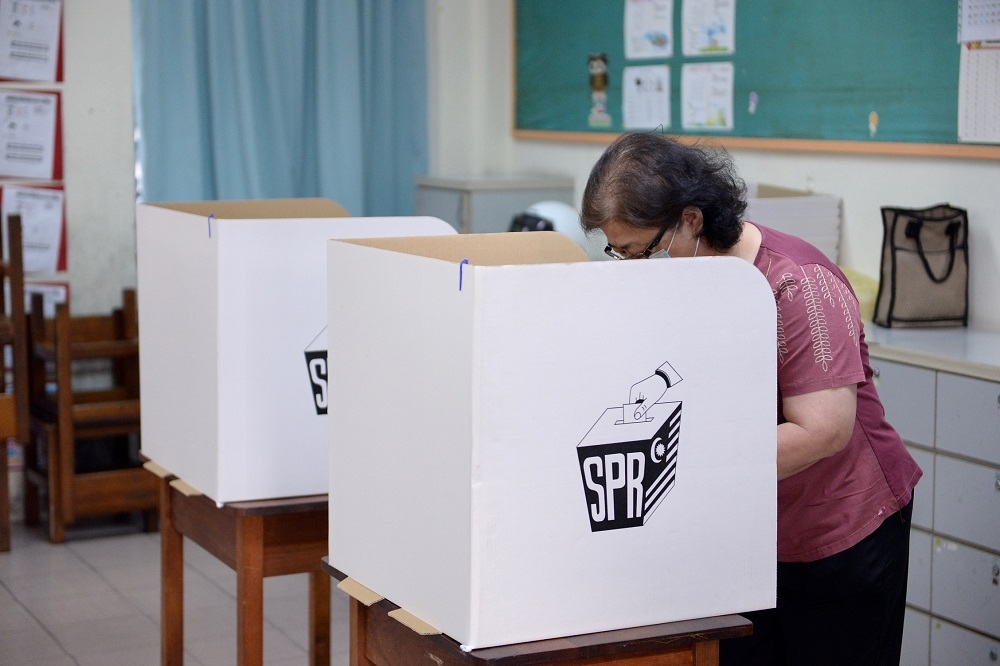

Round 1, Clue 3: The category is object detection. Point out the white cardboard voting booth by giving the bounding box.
[135,199,455,503]
[326,232,777,649]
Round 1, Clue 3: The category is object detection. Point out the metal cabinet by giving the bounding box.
[906,445,934,531]
[414,175,575,235]
[935,372,1000,466]
[872,359,936,447]
[869,332,1000,666]
[902,608,931,666]
[931,539,1000,639]
[907,530,932,611]
[934,456,1000,553]
[930,618,1000,665]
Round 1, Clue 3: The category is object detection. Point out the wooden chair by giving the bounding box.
[0,215,30,552]
[23,288,158,543]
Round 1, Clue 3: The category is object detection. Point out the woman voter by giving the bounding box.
[580,132,922,666]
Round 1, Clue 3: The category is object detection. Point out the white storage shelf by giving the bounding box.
[867,325,1000,665]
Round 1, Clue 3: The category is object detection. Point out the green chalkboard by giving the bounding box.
[514,1,998,158]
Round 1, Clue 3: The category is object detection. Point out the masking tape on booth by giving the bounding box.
[336,578,384,606]
[388,608,442,636]
[168,479,203,497]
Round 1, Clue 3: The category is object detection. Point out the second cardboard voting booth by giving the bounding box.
[135,199,455,503]
[326,232,778,649]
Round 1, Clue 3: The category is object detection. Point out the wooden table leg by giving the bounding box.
[236,514,264,666]
[0,436,9,552]
[309,570,331,665]
[349,598,374,666]
[693,639,720,666]
[160,477,184,666]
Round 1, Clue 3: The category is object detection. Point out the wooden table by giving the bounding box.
[148,463,331,665]
[321,559,752,666]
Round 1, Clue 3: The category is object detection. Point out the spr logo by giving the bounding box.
[304,327,327,415]
[576,362,682,532]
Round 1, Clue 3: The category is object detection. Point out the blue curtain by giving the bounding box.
[132,0,427,216]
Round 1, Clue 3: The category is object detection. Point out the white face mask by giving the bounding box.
[648,227,698,259]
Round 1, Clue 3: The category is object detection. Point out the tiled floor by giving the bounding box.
[0,516,350,665]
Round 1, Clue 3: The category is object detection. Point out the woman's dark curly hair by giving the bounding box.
[580,133,748,252]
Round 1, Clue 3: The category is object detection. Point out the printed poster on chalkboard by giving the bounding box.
[681,62,734,130]
[624,0,674,59]
[682,0,735,56]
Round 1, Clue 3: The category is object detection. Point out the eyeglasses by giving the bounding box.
[604,224,670,260]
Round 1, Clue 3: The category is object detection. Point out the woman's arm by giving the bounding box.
[777,384,857,480]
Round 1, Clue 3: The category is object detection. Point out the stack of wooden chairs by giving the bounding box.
[0,215,30,552]
[23,286,158,543]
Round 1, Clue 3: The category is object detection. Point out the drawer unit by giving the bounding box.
[936,372,1000,466]
[867,326,1000,665]
[931,539,1000,639]
[414,175,575,235]
[930,617,1000,665]
[933,455,1000,553]
[906,445,934,530]
[902,608,930,666]
[871,359,936,447]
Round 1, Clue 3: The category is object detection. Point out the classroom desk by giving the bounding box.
[321,559,751,666]
[146,463,330,666]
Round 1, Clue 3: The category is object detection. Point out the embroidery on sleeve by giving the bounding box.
[776,273,797,302]
[830,270,860,348]
[775,298,788,363]
[800,268,832,372]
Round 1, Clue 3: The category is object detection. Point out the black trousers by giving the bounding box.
[720,499,914,666]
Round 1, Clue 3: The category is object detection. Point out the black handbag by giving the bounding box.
[872,204,969,328]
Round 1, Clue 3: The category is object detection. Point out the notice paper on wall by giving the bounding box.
[23,280,67,317]
[0,0,63,82]
[0,89,59,179]
[0,185,65,273]
[958,41,1000,144]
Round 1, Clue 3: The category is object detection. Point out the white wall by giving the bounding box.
[54,0,136,315]
[426,0,1000,331]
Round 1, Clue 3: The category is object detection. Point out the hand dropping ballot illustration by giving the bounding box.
[577,360,683,532]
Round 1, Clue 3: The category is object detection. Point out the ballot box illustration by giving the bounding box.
[577,400,682,532]
[136,199,455,502]
[327,233,778,649]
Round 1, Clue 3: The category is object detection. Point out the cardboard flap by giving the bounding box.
[147,198,349,219]
[388,608,442,635]
[336,231,589,265]
[336,578,384,606]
